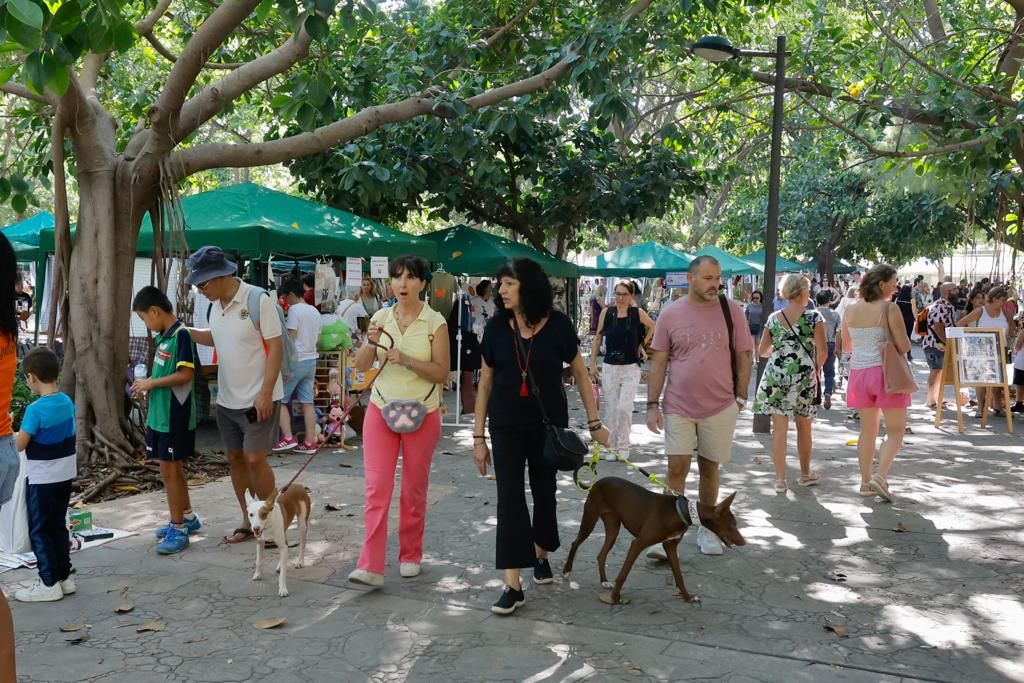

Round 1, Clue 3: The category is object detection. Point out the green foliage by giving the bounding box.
[10,363,32,432]
[288,108,702,254]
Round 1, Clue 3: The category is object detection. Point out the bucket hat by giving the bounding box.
[185,246,237,286]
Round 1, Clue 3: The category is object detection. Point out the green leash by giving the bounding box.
[575,443,680,496]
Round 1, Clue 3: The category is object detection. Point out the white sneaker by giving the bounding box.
[347,568,384,587]
[399,563,421,578]
[60,577,77,595]
[14,579,64,603]
[601,453,617,462]
[697,527,724,556]
[646,546,668,561]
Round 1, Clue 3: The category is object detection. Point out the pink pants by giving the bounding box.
[357,403,441,574]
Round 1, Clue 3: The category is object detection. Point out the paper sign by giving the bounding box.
[346,257,362,289]
[370,256,388,279]
[665,272,687,288]
[945,327,965,339]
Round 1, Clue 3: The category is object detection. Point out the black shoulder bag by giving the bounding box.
[513,318,588,472]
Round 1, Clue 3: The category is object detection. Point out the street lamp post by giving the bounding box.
[692,34,787,434]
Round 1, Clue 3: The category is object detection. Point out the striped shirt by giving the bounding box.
[20,392,77,484]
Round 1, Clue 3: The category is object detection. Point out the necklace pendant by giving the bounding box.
[520,372,529,397]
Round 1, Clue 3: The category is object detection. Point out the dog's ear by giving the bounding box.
[245,490,255,506]
[266,488,279,509]
[716,492,737,511]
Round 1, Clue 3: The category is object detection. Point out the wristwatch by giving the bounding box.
[736,397,747,409]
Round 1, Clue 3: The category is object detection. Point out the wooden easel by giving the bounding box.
[934,328,1013,434]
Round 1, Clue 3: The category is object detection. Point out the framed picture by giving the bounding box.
[957,328,1006,387]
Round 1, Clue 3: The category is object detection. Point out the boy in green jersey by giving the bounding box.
[131,287,201,554]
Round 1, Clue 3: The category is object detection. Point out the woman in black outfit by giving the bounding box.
[588,281,654,461]
[895,284,915,360]
[473,259,608,616]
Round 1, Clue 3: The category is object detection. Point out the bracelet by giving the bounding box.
[588,423,603,432]
[646,401,660,407]
[472,435,486,440]
[586,418,601,425]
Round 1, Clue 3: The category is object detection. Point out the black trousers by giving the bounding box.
[490,425,559,569]
[27,480,72,586]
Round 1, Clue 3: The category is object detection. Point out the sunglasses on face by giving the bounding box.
[614,291,630,297]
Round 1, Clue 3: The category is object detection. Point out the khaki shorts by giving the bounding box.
[664,402,740,464]
[216,402,281,453]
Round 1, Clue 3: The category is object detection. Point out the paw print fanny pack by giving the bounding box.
[376,386,437,433]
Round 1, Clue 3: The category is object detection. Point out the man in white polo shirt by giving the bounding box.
[186,247,284,545]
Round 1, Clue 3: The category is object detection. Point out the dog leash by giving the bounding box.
[575,443,681,496]
[279,329,395,494]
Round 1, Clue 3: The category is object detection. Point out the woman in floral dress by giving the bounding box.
[754,274,826,492]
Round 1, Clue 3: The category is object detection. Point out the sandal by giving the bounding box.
[774,480,788,492]
[868,475,894,503]
[221,528,254,544]
[858,483,873,496]
[797,472,821,487]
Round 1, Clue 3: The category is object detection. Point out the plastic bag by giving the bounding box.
[0,450,30,553]
[318,320,353,352]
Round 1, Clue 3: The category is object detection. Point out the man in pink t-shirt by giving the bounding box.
[646,256,754,555]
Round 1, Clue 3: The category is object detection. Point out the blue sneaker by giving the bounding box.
[154,515,201,539]
[155,525,190,555]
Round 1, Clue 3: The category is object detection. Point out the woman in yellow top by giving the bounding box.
[348,256,450,587]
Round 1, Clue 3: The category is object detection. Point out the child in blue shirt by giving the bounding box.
[14,347,77,603]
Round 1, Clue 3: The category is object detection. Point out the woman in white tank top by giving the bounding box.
[957,287,1016,415]
[839,265,912,502]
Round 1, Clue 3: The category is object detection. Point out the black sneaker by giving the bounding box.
[534,558,554,585]
[491,585,526,615]
[1011,403,1024,414]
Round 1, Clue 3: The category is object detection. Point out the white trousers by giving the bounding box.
[600,363,642,455]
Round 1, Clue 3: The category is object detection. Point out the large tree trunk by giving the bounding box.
[62,106,155,469]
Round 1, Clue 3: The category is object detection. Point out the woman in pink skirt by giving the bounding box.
[839,264,912,502]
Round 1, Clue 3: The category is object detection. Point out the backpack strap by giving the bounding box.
[719,294,737,397]
[246,285,265,332]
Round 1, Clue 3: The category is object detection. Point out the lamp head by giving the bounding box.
[692,35,738,62]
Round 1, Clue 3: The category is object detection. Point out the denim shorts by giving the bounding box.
[0,435,21,506]
[283,358,317,404]
[924,346,945,370]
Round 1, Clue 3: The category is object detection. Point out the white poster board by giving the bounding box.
[665,272,687,288]
[345,257,362,289]
[370,256,389,279]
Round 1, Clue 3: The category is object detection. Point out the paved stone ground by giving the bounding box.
[4,349,1024,682]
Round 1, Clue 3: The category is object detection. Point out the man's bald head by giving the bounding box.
[940,283,958,299]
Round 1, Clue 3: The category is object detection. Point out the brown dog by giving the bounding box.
[563,477,745,604]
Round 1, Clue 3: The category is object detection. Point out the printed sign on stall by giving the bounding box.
[346,257,362,290]
[370,256,389,279]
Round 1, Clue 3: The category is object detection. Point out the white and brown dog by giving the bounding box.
[246,486,312,597]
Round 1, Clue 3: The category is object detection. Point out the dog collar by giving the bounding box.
[684,498,702,528]
[675,497,698,527]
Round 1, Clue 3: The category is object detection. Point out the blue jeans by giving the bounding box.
[27,479,73,586]
[822,342,836,396]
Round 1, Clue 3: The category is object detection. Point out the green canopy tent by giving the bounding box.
[740,248,805,273]
[37,183,437,260]
[423,225,579,277]
[11,240,39,261]
[693,245,763,276]
[801,258,860,275]
[2,211,54,247]
[580,241,693,277]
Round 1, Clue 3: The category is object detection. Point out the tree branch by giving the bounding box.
[864,1,1013,107]
[80,52,112,94]
[173,27,313,143]
[135,0,242,71]
[922,0,947,42]
[483,0,539,48]
[172,0,656,177]
[149,0,262,144]
[749,69,984,130]
[794,92,995,158]
[136,0,173,36]
[0,83,55,106]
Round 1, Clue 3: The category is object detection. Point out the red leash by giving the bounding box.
[280,329,394,492]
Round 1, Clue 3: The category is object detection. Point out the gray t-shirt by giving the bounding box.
[817,306,841,343]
